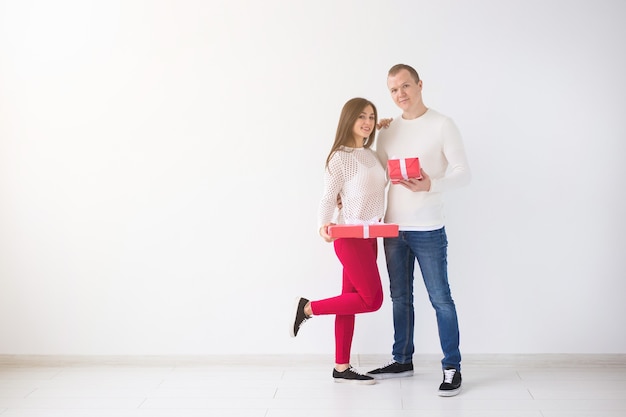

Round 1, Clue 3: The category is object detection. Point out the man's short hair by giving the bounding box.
[388,64,420,83]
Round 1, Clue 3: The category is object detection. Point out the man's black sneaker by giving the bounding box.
[438,367,462,396]
[367,360,414,379]
[289,297,310,337]
[333,366,376,385]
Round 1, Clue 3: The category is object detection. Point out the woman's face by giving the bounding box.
[351,104,375,147]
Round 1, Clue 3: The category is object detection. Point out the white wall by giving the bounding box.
[1,0,625,356]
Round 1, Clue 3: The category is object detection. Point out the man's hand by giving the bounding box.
[319,223,337,243]
[398,168,431,192]
[376,118,393,130]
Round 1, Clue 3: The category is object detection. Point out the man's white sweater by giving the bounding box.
[376,109,471,231]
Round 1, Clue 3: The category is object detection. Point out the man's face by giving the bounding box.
[387,69,422,112]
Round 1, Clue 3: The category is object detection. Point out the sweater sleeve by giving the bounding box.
[317,153,344,227]
[429,118,471,193]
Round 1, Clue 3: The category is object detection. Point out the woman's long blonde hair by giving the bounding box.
[325,97,378,168]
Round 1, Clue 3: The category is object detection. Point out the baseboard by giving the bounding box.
[0,353,625,367]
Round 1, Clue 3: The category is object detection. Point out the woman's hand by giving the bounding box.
[376,118,393,130]
[319,223,337,243]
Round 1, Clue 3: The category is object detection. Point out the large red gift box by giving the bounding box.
[387,157,422,184]
[328,223,399,239]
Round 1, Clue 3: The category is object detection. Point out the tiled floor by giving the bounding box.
[0,354,625,416]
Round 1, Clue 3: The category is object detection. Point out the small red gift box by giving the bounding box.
[387,157,422,184]
[328,223,399,239]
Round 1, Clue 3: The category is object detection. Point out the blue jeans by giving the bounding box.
[383,227,461,370]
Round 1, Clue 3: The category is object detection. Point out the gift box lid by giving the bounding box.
[328,223,399,239]
[388,157,422,182]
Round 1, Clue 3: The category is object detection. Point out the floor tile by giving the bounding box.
[0,354,623,416]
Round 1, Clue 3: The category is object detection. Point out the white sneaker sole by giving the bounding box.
[438,386,462,397]
[289,296,304,338]
[333,377,376,385]
[368,370,414,380]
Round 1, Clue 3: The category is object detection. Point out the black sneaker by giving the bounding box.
[438,367,462,396]
[333,366,376,385]
[367,360,414,379]
[289,297,310,337]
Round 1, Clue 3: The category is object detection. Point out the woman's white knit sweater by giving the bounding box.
[317,146,387,227]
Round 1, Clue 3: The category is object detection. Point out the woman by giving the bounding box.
[290,97,387,385]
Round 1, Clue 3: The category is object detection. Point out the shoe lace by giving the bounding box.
[347,366,366,375]
[298,315,310,329]
[443,368,456,384]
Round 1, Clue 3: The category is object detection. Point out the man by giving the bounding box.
[367,64,471,397]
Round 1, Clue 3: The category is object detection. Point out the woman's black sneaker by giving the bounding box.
[289,297,310,337]
[333,366,376,385]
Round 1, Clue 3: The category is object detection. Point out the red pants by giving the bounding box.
[310,238,383,364]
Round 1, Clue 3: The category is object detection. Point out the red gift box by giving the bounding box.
[328,223,399,239]
[387,157,422,184]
